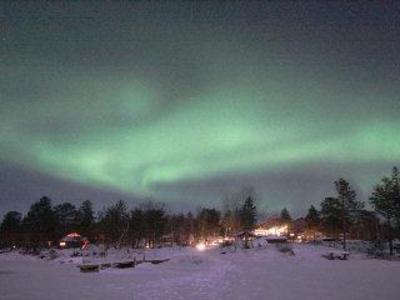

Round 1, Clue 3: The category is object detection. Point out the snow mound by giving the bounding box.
[168,254,204,266]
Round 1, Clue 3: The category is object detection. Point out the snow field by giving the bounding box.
[1,244,399,300]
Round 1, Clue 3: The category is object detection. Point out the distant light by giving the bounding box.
[196,243,206,251]
[254,225,288,237]
[59,241,66,247]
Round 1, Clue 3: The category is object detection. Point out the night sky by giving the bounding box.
[1,1,399,216]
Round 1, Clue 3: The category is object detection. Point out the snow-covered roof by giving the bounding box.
[60,232,86,242]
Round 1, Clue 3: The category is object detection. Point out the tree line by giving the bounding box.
[302,167,400,254]
[1,167,399,254]
[0,188,257,250]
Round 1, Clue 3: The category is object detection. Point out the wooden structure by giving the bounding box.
[79,264,99,273]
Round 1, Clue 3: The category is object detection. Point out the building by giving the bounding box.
[59,232,88,248]
[254,217,288,237]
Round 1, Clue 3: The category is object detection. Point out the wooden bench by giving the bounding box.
[112,261,135,269]
[147,258,170,265]
[79,264,100,273]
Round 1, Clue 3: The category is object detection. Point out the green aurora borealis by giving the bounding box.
[1,1,399,212]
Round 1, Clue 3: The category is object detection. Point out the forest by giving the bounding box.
[1,167,399,255]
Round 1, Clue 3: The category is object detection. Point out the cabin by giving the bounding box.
[59,232,88,249]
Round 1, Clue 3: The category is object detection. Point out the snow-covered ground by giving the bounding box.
[1,244,399,300]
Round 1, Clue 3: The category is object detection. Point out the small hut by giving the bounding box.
[59,232,88,249]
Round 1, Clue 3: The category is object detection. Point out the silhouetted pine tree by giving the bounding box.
[240,196,257,248]
[305,205,320,240]
[22,196,58,249]
[370,167,400,255]
[335,178,364,250]
[0,211,22,247]
[320,197,342,239]
[280,208,292,223]
[76,200,94,237]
